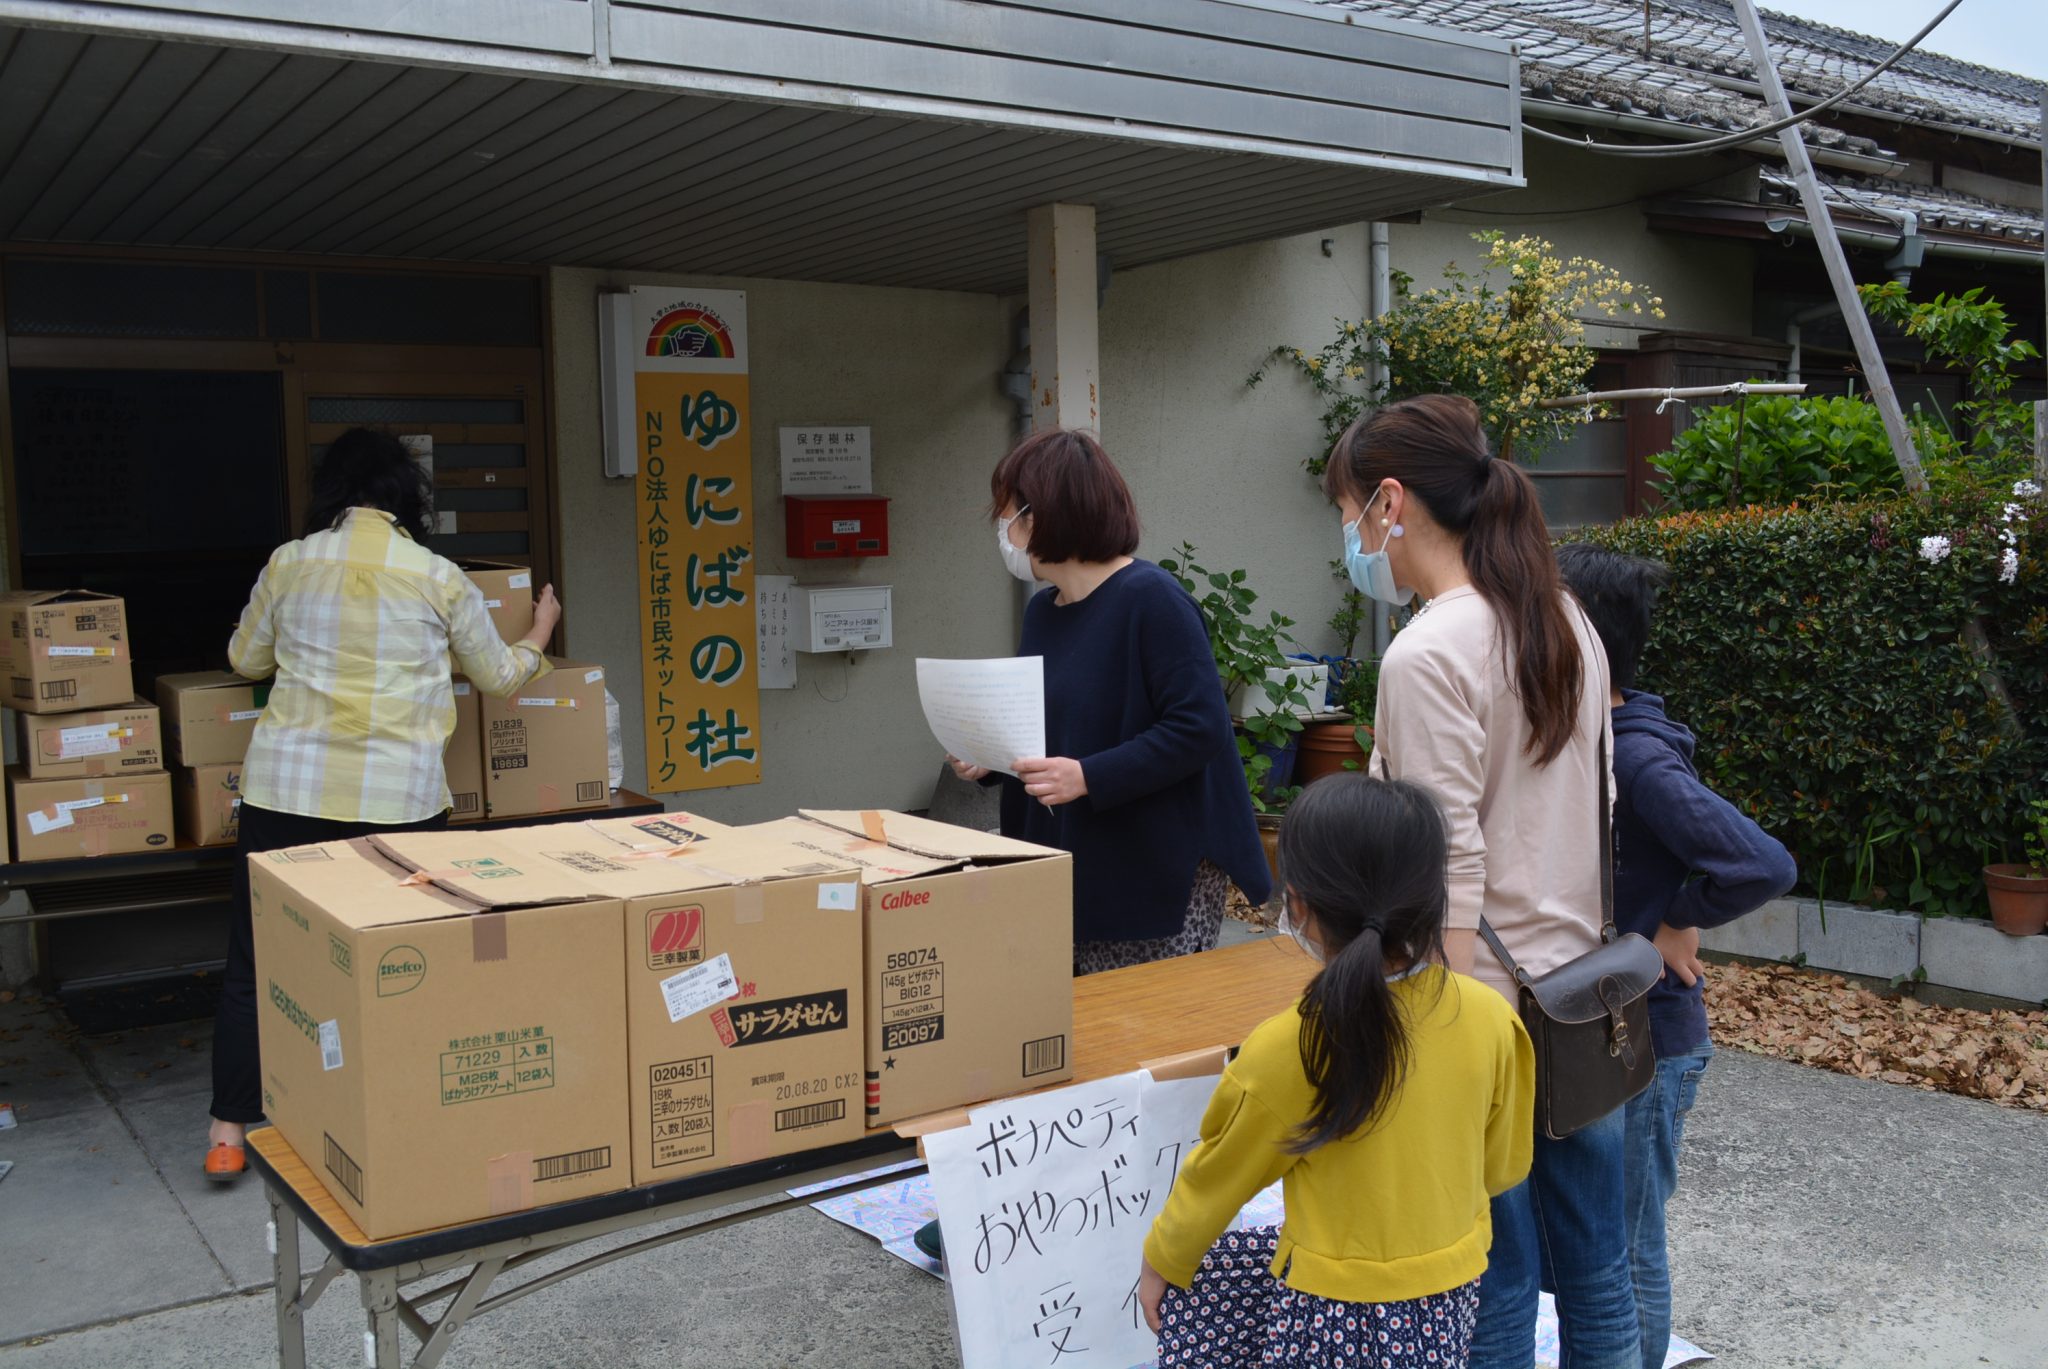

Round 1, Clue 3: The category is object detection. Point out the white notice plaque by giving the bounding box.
[779,426,872,495]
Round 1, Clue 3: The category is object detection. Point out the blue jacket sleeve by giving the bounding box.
[1078,588,1234,811]
[1624,745,1798,930]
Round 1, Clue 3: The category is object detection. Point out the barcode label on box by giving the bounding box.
[318,1020,344,1071]
[40,679,78,702]
[452,793,480,815]
[576,781,605,802]
[534,1146,613,1183]
[516,697,576,709]
[1022,1034,1068,1077]
[484,599,504,609]
[228,709,263,723]
[324,1134,364,1205]
[47,646,112,658]
[775,1099,847,1132]
[57,724,124,757]
[661,953,739,1023]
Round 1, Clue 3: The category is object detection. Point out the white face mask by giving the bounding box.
[1277,892,1325,964]
[996,506,1037,584]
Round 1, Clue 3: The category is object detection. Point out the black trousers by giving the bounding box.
[210,802,449,1125]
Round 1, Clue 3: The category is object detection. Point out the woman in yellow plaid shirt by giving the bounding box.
[204,428,561,1183]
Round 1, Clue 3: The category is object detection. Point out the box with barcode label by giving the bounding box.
[444,676,485,823]
[422,817,869,1185]
[251,834,629,1238]
[747,811,1074,1126]
[0,590,133,714]
[16,700,163,779]
[459,559,538,646]
[479,659,609,819]
[8,767,172,861]
[155,671,269,767]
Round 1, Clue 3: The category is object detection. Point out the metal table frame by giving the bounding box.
[254,1130,921,1369]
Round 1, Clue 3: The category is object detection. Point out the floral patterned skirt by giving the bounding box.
[1157,1225,1482,1368]
[1073,861,1230,976]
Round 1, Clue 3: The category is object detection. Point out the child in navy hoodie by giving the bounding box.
[1556,545,1797,1369]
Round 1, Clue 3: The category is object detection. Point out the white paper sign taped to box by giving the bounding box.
[660,953,740,1023]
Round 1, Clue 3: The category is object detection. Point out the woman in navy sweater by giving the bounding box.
[949,428,1271,973]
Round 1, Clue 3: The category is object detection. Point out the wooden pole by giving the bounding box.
[1730,0,1927,492]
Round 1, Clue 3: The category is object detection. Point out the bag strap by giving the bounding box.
[1478,722,1614,980]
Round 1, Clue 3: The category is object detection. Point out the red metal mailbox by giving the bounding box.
[785,495,891,558]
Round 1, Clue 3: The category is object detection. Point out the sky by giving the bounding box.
[1768,0,2048,80]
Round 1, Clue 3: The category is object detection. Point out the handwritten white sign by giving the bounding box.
[926,1069,1225,1369]
[916,657,1045,778]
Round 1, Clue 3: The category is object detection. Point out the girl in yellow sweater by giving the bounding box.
[1139,773,1535,1367]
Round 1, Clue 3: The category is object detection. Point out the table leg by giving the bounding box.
[268,1188,308,1369]
[361,1268,403,1369]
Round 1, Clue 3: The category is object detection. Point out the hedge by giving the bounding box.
[1577,486,2044,919]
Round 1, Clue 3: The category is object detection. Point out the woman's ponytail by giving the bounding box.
[1279,775,1451,1152]
[1322,396,1585,764]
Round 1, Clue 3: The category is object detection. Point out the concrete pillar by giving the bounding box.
[1026,203,1099,432]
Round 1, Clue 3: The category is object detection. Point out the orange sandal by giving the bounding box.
[204,1143,246,1184]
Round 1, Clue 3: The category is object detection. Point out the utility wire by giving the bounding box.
[1524,0,1968,157]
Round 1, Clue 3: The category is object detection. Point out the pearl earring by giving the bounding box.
[1379,517,1390,528]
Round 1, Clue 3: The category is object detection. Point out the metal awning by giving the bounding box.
[0,0,1521,292]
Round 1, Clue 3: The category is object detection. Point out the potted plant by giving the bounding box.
[1983,798,2048,936]
[1296,646,1377,786]
[1159,543,1310,852]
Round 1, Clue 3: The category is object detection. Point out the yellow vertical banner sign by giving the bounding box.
[631,287,761,792]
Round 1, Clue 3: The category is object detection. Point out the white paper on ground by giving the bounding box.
[915,657,1045,779]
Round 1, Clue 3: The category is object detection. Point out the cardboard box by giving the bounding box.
[447,815,869,1185]
[156,671,269,767]
[445,677,484,823]
[176,764,243,848]
[250,834,631,1238]
[16,700,164,779]
[481,660,609,819]
[747,811,1074,1126]
[0,590,133,714]
[460,560,537,646]
[9,769,173,861]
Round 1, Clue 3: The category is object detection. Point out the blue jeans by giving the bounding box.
[1470,1107,1639,1369]
[1623,1044,1713,1369]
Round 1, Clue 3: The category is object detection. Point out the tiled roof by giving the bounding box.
[1316,0,2044,146]
[1762,169,2045,248]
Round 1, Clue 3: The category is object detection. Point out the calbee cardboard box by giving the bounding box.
[156,671,268,767]
[445,677,484,823]
[0,590,132,714]
[481,660,608,819]
[519,815,868,1185]
[460,560,537,646]
[251,834,631,1238]
[8,769,173,860]
[17,700,163,779]
[748,811,1074,1126]
[176,764,243,848]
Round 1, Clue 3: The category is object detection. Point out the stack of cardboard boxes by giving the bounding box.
[251,808,1075,1239]
[157,671,265,847]
[3,591,176,861]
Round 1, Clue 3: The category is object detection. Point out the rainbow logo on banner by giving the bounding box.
[646,306,737,360]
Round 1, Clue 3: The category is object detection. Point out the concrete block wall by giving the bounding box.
[1700,898,2048,1005]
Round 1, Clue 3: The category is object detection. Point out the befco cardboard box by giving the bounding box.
[16,700,163,779]
[176,764,243,848]
[480,660,608,819]
[8,768,173,861]
[445,677,484,823]
[0,590,133,714]
[156,671,268,767]
[460,560,537,645]
[533,815,868,1185]
[747,811,1075,1126]
[251,834,630,1238]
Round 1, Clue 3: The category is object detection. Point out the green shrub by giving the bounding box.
[1578,486,2045,918]
[1649,392,1904,510]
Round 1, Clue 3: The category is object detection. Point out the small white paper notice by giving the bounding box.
[757,575,796,690]
[915,657,1045,778]
[778,425,872,495]
[319,1020,344,1072]
[661,952,739,1023]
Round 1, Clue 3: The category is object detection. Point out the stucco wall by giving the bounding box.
[551,268,1013,822]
